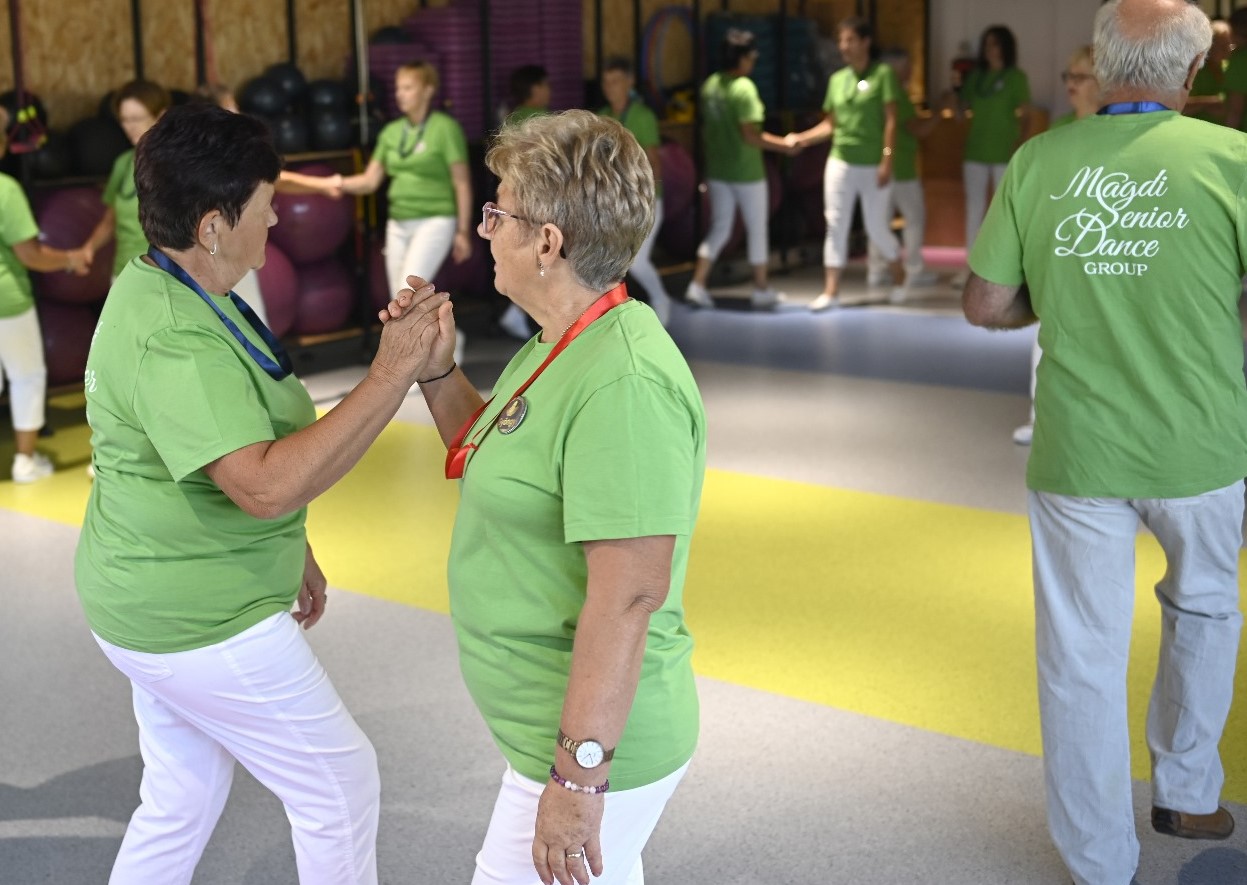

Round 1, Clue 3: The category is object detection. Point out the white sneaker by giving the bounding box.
[888,285,909,305]
[12,452,53,483]
[684,281,714,309]
[751,287,783,310]
[86,463,95,479]
[950,269,970,288]
[906,269,940,288]
[499,304,531,340]
[1012,423,1034,446]
[809,293,839,312]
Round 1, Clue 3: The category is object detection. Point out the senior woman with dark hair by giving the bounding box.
[387,109,704,885]
[75,102,447,885]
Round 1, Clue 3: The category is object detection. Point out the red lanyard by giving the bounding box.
[444,283,630,480]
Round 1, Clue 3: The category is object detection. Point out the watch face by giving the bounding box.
[575,740,605,768]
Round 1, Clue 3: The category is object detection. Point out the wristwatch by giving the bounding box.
[556,729,615,769]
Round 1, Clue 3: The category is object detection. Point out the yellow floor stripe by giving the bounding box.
[4,418,1245,802]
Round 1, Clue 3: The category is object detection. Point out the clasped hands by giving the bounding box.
[372,274,456,386]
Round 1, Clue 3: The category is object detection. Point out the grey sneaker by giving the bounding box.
[751,288,783,310]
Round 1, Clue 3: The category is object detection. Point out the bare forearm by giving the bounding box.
[222,370,411,517]
[15,241,82,274]
[87,211,116,253]
[420,368,485,447]
[794,117,833,147]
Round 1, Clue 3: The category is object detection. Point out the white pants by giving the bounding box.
[233,268,271,329]
[698,179,769,267]
[1029,483,1243,885]
[867,179,927,278]
[0,307,47,431]
[628,196,667,306]
[385,215,457,297]
[822,157,898,269]
[94,612,380,885]
[1027,330,1042,424]
[963,161,1008,250]
[472,762,690,885]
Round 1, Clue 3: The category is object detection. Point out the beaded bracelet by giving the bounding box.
[549,765,609,795]
[417,362,457,384]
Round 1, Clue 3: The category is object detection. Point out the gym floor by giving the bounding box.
[2,256,1245,884]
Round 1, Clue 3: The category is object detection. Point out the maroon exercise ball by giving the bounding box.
[255,241,298,338]
[31,187,116,304]
[270,164,356,265]
[659,141,696,223]
[37,301,98,387]
[294,258,356,335]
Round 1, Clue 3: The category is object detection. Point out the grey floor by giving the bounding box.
[3,263,1245,884]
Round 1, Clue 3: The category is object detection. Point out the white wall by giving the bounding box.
[928,0,1102,117]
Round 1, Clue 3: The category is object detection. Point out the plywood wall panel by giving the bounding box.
[209,0,289,90]
[295,0,352,81]
[21,0,135,126]
[0,0,14,96]
[142,1,197,93]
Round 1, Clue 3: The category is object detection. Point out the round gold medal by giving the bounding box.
[496,395,528,434]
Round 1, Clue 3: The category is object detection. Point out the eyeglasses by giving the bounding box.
[1060,71,1095,85]
[480,201,537,237]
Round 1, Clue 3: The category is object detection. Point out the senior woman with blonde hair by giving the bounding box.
[387,109,705,885]
[76,102,447,884]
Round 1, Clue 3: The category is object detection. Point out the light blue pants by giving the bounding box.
[1029,483,1243,885]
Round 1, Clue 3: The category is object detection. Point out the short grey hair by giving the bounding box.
[1093,0,1211,94]
[486,109,655,292]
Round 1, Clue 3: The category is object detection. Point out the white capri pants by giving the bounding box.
[1029,483,1243,885]
[867,178,927,277]
[472,762,689,885]
[94,611,380,885]
[385,215,457,296]
[627,196,666,304]
[963,161,1008,251]
[823,157,899,269]
[697,179,769,267]
[0,306,47,431]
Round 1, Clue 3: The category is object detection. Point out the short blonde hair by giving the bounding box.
[1068,44,1094,70]
[397,61,439,92]
[486,109,655,292]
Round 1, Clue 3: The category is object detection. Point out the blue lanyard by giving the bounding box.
[147,247,293,381]
[1097,101,1170,116]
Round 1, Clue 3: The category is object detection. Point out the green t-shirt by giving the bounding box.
[448,299,705,791]
[0,173,38,318]
[1222,48,1247,131]
[374,111,467,220]
[75,257,317,653]
[893,90,919,181]
[505,105,546,127]
[823,62,900,167]
[103,149,147,278]
[970,112,1247,498]
[598,96,663,198]
[701,71,765,183]
[963,67,1030,163]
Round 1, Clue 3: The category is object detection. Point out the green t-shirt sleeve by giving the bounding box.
[822,73,837,115]
[968,149,1026,286]
[102,151,130,207]
[438,114,469,165]
[134,328,280,482]
[631,105,660,149]
[881,64,901,104]
[0,179,39,246]
[1225,52,1247,95]
[1236,172,1247,276]
[1010,69,1031,108]
[731,78,765,125]
[562,375,698,542]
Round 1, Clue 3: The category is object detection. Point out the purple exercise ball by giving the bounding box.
[255,241,298,338]
[294,258,356,335]
[31,187,115,304]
